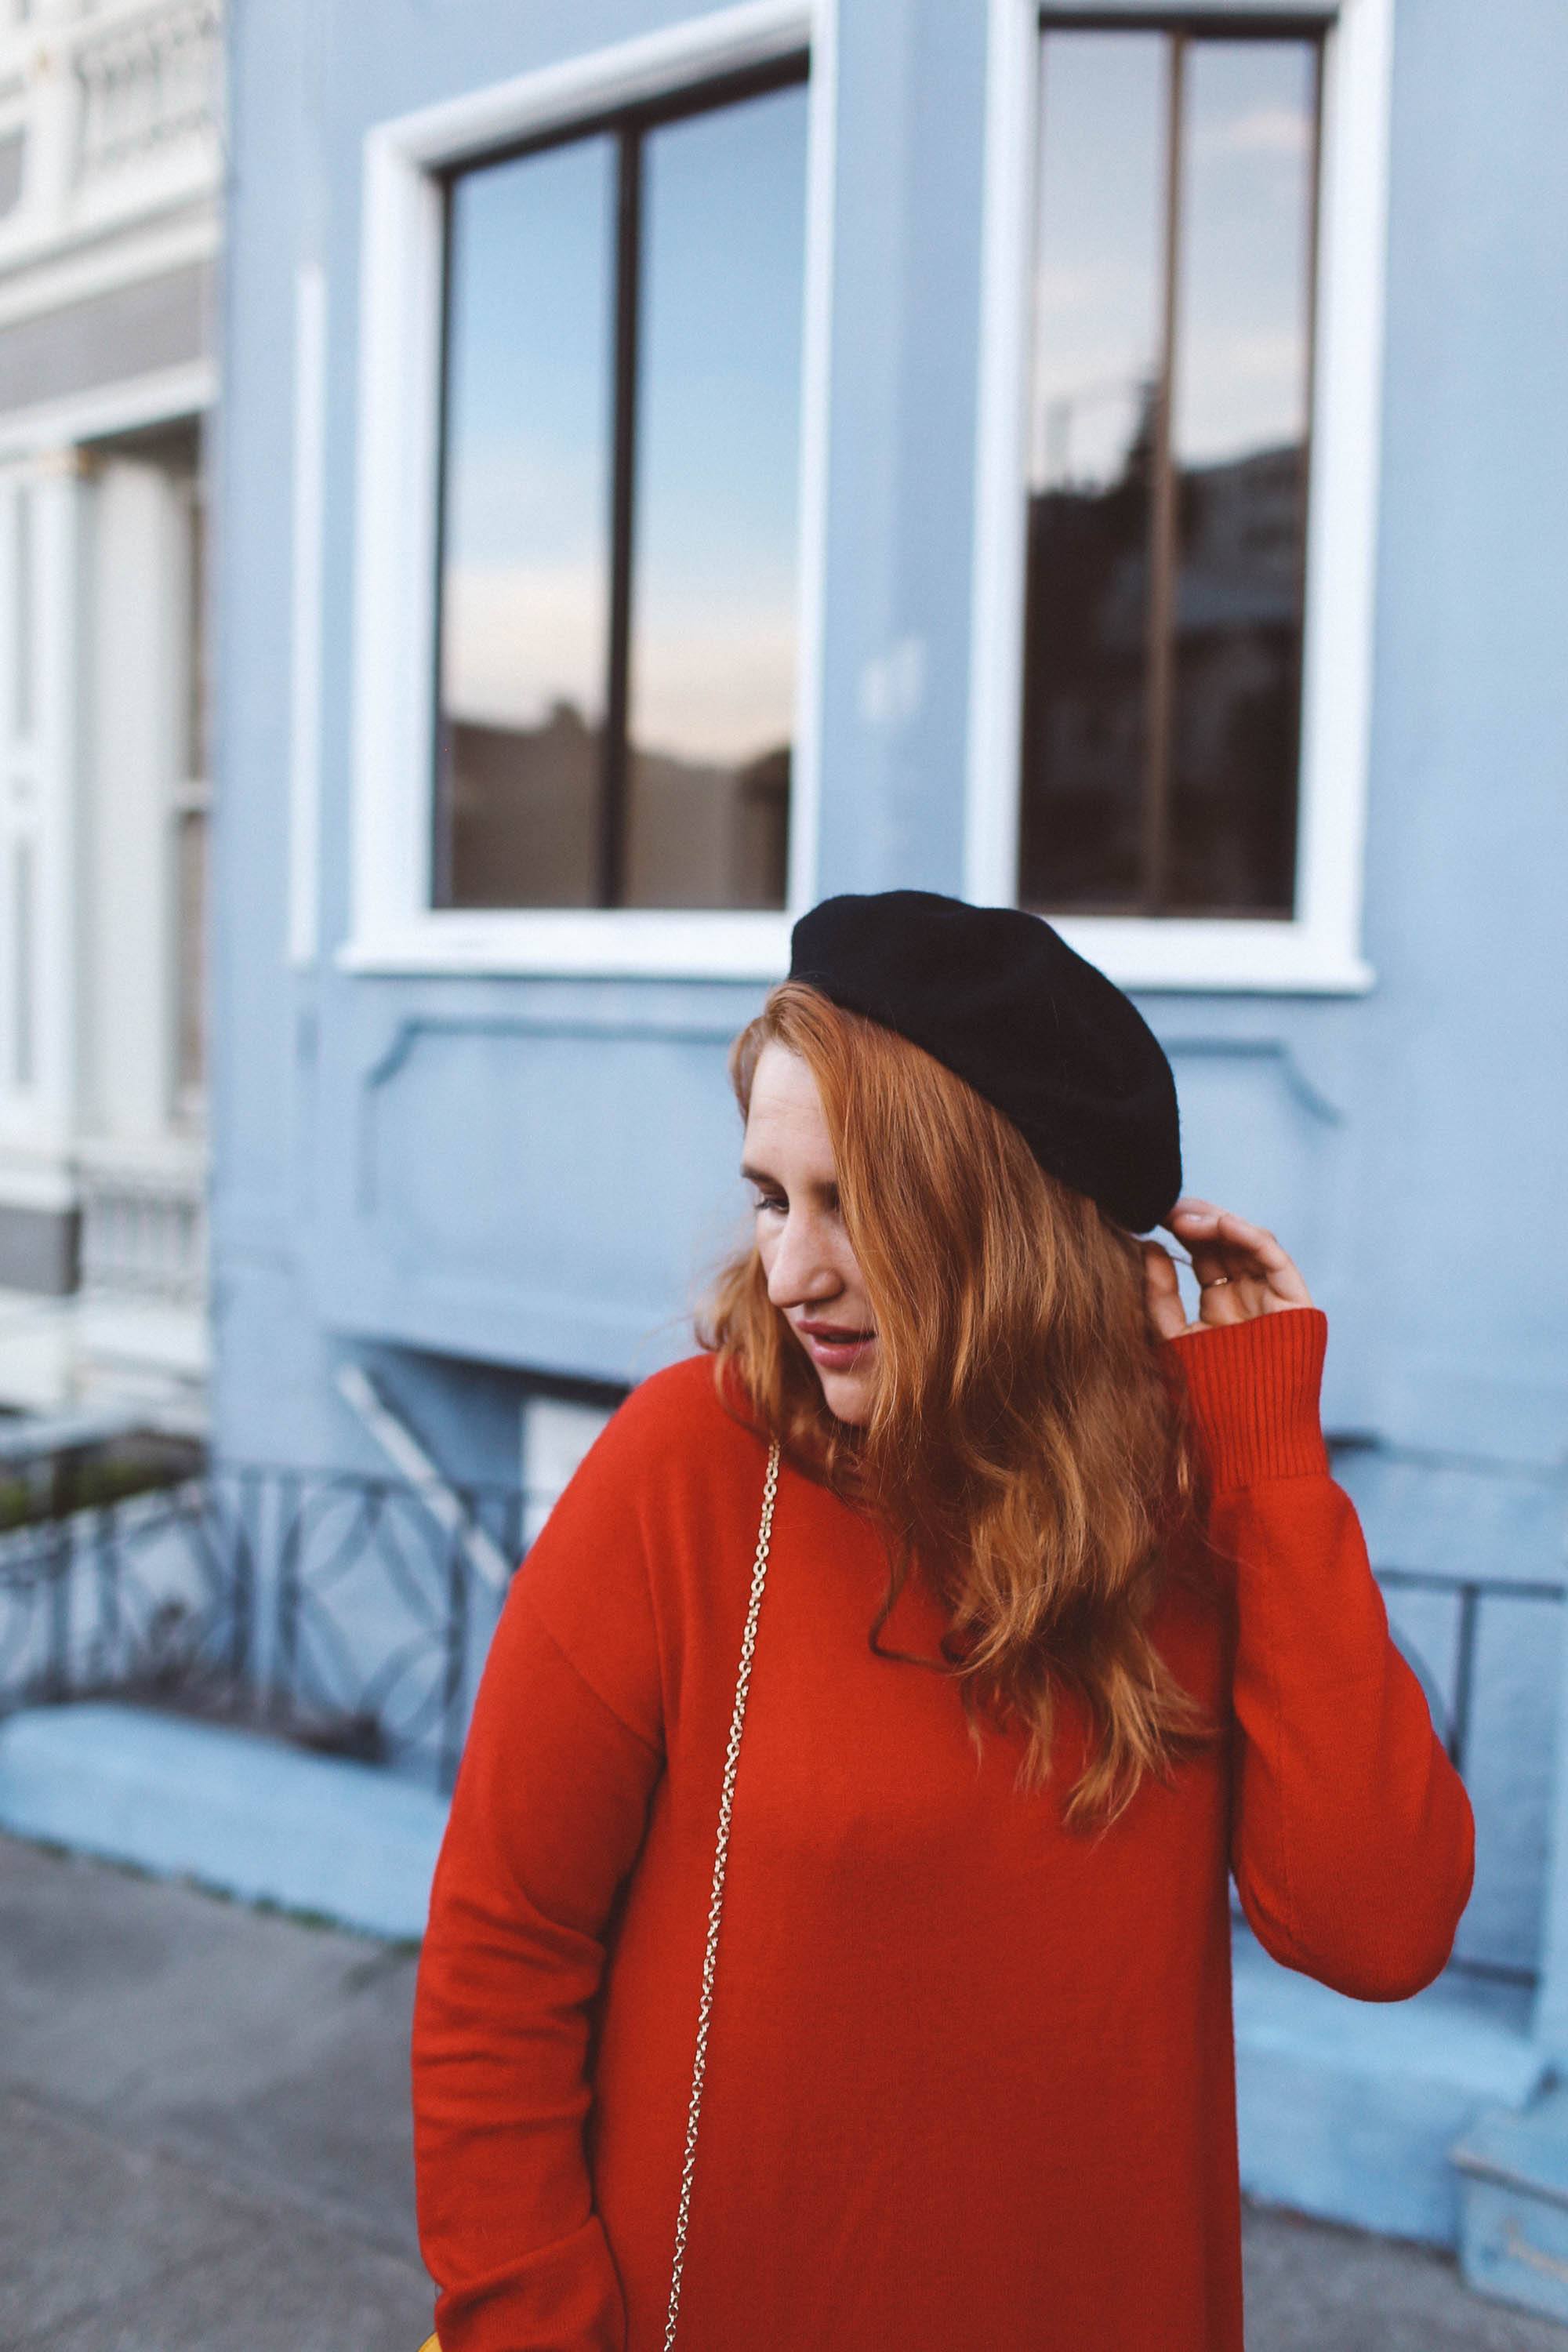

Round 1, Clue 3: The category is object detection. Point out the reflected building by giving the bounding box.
[1168,443,1306,913]
[1022,430,1307,917]
[1016,25,1316,924]
[440,703,789,910]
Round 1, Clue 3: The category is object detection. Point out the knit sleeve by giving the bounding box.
[411,1378,673,2352]
[1167,1308,1476,2001]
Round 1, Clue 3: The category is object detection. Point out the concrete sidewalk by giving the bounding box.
[0,1831,1563,2352]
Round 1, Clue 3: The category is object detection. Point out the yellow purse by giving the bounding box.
[414,1439,781,2352]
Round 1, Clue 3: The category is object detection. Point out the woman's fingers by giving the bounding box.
[1165,1200,1236,1287]
[1210,1213,1312,1306]
[1167,1201,1287,1274]
[1161,1200,1315,1314]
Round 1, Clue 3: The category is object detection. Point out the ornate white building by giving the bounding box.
[0,0,220,1432]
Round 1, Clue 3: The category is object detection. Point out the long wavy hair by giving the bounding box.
[693,979,1223,1836]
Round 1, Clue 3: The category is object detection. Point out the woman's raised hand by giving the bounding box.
[1142,1198,1316,1342]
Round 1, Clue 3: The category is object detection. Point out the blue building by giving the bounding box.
[212,0,1568,2287]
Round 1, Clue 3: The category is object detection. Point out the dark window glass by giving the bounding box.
[625,84,805,909]
[435,136,617,907]
[1020,33,1165,911]
[433,63,808,912]
[1019,24,1321,919]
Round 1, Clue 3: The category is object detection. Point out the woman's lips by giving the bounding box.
[800,1328,877,1370]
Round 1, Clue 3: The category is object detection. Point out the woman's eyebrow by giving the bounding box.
[739,1163,838,1196]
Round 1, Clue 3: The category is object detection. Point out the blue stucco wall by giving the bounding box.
[211,0,1568,1984]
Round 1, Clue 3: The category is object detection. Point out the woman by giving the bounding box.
[411,889,1474,2352]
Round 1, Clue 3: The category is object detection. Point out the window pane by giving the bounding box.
[1019,33,1166,912]
[623,80,808,909]
[1168,39,1317,913]
[434,136,616,907]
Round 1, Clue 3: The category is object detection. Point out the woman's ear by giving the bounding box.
[1140,1238,1191,1343]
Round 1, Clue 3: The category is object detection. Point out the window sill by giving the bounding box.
[336,908,1372,993]
[1043,916,1374,996]
[336,909,795,981]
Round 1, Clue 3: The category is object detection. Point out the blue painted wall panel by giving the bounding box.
[212,0,1568,1997]
[213,0,1568,1429]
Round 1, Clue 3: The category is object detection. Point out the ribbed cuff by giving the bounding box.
[1166,1306,1330,1490]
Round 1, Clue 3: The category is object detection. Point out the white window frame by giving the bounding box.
[968,0,1392,993]
[341,0,836,982]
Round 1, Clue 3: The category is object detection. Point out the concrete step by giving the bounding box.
[1450,2080,1568,2325]
[1233,1918,1550,2248]
[0,1698,1549,2259]
[0,1702,447,1940]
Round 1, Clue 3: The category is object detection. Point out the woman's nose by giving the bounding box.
[766,1218,839,1308]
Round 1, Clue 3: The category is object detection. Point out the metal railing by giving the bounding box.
[1240,1563,1563,1992]
[0,1463,533,1791]
[1375,1566,1559,1786]
[1377,1566,1563,1991]
[0,1465,1559,1986]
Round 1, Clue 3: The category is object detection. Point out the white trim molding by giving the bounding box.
[343,0,835,982]
[288,263,327,967]
[967,0,1389,995]
[336,907,796,982]
[0,213,220,336]
[0,361,217,466]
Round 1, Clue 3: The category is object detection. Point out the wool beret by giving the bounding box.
[786,889,1181,1234]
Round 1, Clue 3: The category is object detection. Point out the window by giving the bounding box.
[971,0,1388,991]
[348,10,827,978]
[431,58,809,914]
[1020,20,1322,920]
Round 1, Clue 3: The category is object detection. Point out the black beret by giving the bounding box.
[786,889,1181,1234]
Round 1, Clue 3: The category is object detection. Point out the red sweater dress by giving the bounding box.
[412,1308,1475,2351]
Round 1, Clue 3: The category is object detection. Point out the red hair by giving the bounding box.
[694,980,1222,1835]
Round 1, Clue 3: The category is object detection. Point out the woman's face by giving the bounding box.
[741,1040,879,1427]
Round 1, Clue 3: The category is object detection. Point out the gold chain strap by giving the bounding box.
[662,1436,782,2351]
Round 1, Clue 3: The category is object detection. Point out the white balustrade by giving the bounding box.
[0,0,222,254]
[78,1158,207,1308]
[74,0,220,184]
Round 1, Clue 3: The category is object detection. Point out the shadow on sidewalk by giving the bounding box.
[1,1835,1561,2352]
